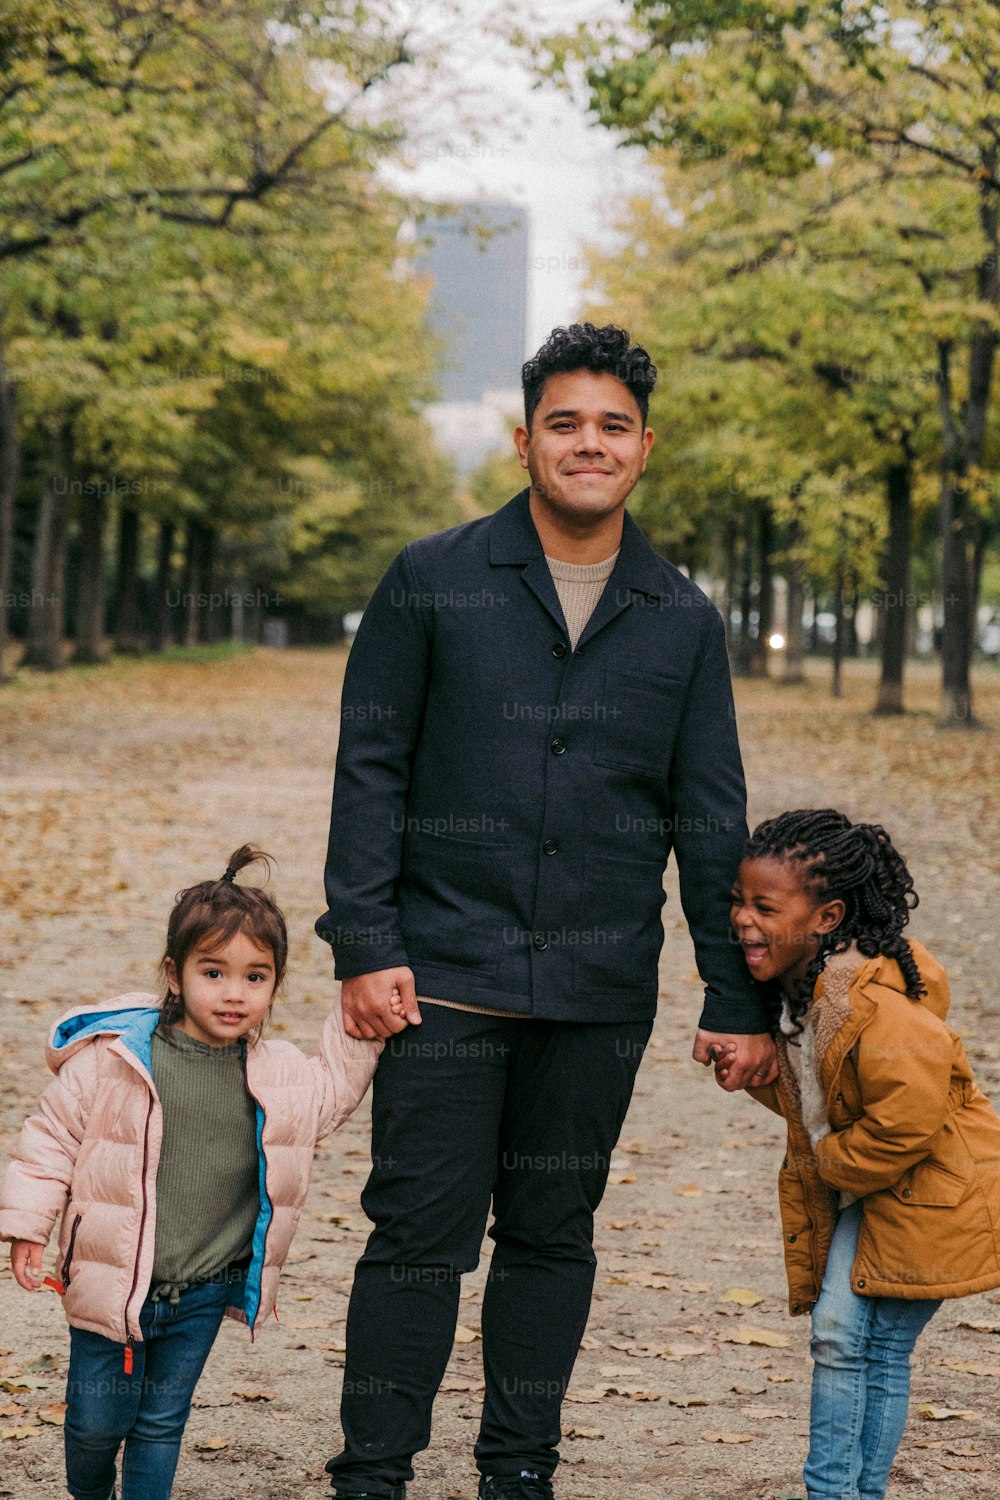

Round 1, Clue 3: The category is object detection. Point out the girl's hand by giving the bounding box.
[11,1240,44,1291]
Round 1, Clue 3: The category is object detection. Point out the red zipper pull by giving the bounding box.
[42,1276,64,1295]
[123,1337,134,1375]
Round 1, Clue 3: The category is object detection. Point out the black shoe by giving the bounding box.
[478,1474,554,1500]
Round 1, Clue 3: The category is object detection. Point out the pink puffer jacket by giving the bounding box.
[0,995,381,1359]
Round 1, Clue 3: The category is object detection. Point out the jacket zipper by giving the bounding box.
[61,1211,82,1285]
[122,1090,154,1373]
[242,1064,272,1337]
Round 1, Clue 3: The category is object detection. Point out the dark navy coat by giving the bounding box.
[316,489,766,1031]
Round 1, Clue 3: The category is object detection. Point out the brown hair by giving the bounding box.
[159,845,288,1028]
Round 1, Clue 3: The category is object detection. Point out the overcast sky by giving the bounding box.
[383,0,652,354]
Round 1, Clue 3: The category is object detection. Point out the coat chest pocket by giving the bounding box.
[592,669,687,780]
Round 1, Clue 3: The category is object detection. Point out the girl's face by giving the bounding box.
[730,855,845,993]
[164,929,278,1046]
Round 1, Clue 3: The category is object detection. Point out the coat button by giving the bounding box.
[542,838,558,855]
[551,641,568,658]
[901,1188,911,1199]
[532,932,549,951]
[791,1302,801,1313]
[856,1279,866,1289]
[836,1092,844,1102]
[550,737,566,755]
[782,1157,788,1169]
[787,1233,797,1243]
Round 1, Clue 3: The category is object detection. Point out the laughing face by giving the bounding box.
[730,855,845,996]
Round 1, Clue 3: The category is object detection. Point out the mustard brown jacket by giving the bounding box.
[749,941,1000,1313]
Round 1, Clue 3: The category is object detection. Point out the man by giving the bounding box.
[316,323,777,1500]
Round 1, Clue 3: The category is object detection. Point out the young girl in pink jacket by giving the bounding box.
[0,846,385,1500]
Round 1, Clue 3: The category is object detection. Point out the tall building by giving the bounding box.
[419,200,529,405]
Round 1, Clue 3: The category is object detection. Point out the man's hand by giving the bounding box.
[11,1240,44,1291]
[341,967,421,1040]
[692,1029,778,1093]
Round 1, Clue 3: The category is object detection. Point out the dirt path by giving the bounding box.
[1,649,999,1499]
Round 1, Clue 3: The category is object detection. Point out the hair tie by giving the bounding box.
[222,866,237,883]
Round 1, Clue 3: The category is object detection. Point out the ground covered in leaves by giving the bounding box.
[1,648,999,1500]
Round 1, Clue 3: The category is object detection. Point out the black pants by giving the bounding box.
[326,1003,652,1498]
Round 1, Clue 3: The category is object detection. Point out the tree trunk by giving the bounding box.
[735,505,754,677]
[0,348,18,681]
[152,519,175,652]
[113,505,144,652]
[23,427,70,670]
[182,518,202,646]
[748,504,773,677]
[199,526,218,643]
[831,546,845,699]
[875,460,911,714]
[72,487,108,664]
[937,182,998,725]
[845,586,860,657]
[723,519,738,658]
[784,555,806,684]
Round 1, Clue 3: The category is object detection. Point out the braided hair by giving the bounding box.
[744,809,923,1032]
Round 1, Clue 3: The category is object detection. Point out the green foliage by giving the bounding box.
[0,0,460,629]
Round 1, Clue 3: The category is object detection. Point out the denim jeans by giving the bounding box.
[805,1200,941,1500]
[64,1267,245,1500]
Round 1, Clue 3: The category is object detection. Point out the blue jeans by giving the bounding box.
[64,1268,244,1500]
[805,1200,941,1500]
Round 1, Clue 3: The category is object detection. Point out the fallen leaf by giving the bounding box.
[722,1327,790,1348]
[767,1374,795,1383]
[37,1404,66,1426]
[454,1325,481,1344]
[701,1429,754,1443]
[1,1425,42,1441]
[565,1388,605,1404]
[25,1355,58,1373]
[674,1184,702,1197]
[740,1405,788,1420]
[232,1389,275,1402]
[940,1359,1000,1377]
[722,1288,765,1307]
[730,1381,766,1396]
[956,1320,1000,1334]
[0,1404,25,1419]
[195,1437,229,1451]
[917,1405,979,1421]
[607,1174,636,1185]
[0,1377,47,1393]
[941,1458,988,1472]
[565,1425,604,1439]
[669,1396,710,1408]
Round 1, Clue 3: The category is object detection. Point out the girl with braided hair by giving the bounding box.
[723,809,1000,1500]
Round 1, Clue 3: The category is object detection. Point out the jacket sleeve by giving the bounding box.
[668,606,769,1034]
[0,1048,94,1246]
[314,546,432,980]
[310,1003,384,1141]
[813,999,953,1197]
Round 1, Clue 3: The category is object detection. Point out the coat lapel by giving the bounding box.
[487,489,670,649]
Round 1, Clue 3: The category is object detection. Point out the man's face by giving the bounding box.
[514,369,654,526]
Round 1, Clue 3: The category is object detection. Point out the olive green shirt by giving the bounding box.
[150,1024,260,1290]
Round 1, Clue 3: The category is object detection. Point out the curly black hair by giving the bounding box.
[744,808,923,1033]
[521,322,657,431]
